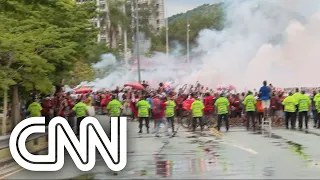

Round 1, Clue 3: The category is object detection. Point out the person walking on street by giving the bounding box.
[314,93,320,128]
[243,91,257,131]
[191,96,205,132]
[298,90,311,130]
[72,99,89,136]
[105,94,123,176]
[293,88,302,126]
[165,96,176,132]
[106,95,123,118]
[27,98,43,118]
[146,94,153,129]
[106,94,123,135]
[215,93,230,132]
[282,92,298,129]
[136,96,151,133]
[153,96,168,137]
[311,91,318,128]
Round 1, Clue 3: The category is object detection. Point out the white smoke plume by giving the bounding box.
[87,0,320,91]
[196,0,320,90]
[92,53,117,69]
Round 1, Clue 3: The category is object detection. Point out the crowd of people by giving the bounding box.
[24,80,320,137]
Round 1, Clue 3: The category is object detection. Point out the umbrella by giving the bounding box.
[75,87,93,94]
[124,83,145,90]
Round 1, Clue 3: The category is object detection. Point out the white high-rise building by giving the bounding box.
[76,0,165,46]
[76,0,110,44]
[135,0,165,33]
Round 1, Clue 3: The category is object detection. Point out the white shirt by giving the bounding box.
[118,92,124,102]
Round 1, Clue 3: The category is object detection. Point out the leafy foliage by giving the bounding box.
[151,3,224,53]
[125,0,158,42]
[65,61,95,86]
[0,0,102,93]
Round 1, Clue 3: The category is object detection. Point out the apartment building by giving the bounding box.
[76,0,110,44]
[76,0,165,46]
[135,0,165,33]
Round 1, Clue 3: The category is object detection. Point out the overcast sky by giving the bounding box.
[165,0,217,17]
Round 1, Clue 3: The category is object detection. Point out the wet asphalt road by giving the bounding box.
[5,115,320,179]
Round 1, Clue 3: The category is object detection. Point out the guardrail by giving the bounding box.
[0,133,48,177]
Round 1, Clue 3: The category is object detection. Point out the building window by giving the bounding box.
[157,19,159,24]
[156,4,159,8]
[94,22,98,27]
[156,12,159,17]
[100,30,106,34]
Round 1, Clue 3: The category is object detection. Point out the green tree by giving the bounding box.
[99,0,129,49]
[65,61,95,86]
[0,0,99,92]
[0,0,103,126]
[125,0,158,43]
[151,3,224,53]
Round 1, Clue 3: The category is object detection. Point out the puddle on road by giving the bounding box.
[152,153,220,178]
[69,129,320,179]
[255,131,318,168]
[287,141,312,163]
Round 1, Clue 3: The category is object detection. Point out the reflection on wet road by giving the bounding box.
[5,117,320,179]
[72,128,320,179]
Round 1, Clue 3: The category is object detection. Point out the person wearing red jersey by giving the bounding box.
[100,94,109,114]
[153,95,168,137]
[270,92,277,120]
[175,94,185,118]
[230,94,242,118]
[41,96,53,126]
[65,93,75,130]
[58,95,68,118]
[203,92,214,116]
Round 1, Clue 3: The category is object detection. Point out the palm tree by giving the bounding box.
[100,0,129,49]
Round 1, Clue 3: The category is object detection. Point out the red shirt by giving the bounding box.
[204,96,214,114]
[41,100,52,116]
[231,97,241,112]
[182,98,195,111]
[175,97,184,110]
[153,102,166,119]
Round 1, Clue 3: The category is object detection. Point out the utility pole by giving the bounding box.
[165,8,169,56]
[123,2,128,68]
[187,16,190,63]
[135,0,141,83]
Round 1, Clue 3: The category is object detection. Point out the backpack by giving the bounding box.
[152,98,161,115]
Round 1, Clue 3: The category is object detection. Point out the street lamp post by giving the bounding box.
[165,8,169,56]
[123,2,128,68]
[135,0,141,83]
[187,17,190,63]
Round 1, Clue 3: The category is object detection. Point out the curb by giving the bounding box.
[0,135,48,178]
